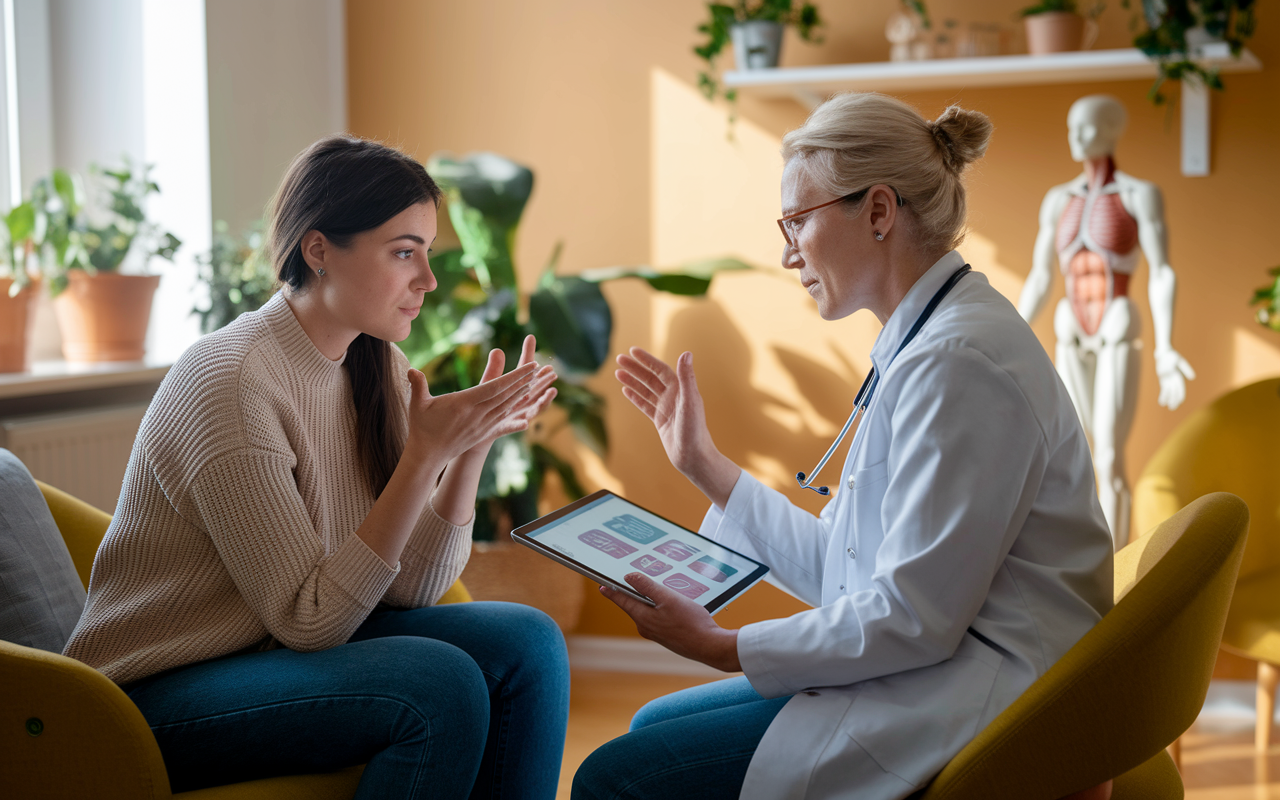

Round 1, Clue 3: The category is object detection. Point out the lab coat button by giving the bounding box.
[838,584,845,591]
[847,475,856,489]
[846,548,856,559]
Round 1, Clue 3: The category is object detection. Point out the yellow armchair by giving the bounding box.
[1134,377,1280,754]
[2,480,470,799]
[915,492,1248,799]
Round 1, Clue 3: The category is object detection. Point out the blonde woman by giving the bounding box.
[574,94,1114,800]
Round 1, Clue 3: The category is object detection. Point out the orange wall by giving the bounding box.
[348,0,1280,638]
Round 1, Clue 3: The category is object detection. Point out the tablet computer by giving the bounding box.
[511,489,770,615]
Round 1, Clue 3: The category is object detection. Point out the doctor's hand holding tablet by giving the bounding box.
[605,346,748,672]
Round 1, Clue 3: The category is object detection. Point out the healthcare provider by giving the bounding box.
[572,93,1116,800]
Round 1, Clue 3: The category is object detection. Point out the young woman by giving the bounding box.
[63,136,571,799]
[573,94,1115,799]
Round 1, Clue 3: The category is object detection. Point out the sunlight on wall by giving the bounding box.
[649,66,882,492]
[1233,326,1280,388]
[963,231,1026,306]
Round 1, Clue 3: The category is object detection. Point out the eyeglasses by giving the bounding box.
[777,187,905,249]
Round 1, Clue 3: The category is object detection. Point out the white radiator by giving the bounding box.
[1,404,148,514]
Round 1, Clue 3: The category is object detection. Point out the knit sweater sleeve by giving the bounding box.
[378,343,474,608]
[381,500,473,608]
[187,447,400,652]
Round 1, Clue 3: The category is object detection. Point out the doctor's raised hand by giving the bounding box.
[615,347,741,510]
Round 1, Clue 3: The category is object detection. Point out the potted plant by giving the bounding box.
[192,221,278,334]
[1125,0,1257,104]
[33,161,181,362]
[1250,264,1280,330]
[0,202,41,372]
[403,152,749,629]
[1021,0,1101,55]
[694,0,824,123]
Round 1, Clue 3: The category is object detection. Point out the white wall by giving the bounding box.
[205,0,347,233]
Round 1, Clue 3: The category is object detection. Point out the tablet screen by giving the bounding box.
[511,490,769,615]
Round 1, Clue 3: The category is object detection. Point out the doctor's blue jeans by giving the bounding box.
[123,601,571,800]
[571,675,791,800]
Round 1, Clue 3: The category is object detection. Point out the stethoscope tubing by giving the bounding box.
[795,264,972,496]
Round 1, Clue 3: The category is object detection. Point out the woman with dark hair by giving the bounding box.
[62,135,571,799]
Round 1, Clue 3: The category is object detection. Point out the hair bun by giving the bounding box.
[930,106,993,173]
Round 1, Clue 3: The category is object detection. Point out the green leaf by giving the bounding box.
[5,203,35,242]
[529,275,612,373]
[427,152,533,292]
[578,257,752,296]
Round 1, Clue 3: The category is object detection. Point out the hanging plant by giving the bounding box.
[693,0,824,129]
[1124,0,1257,104]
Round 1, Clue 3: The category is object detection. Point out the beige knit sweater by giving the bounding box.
[63,293,473,686]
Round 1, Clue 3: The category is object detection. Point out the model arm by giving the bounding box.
[1017,188,1065,323]
[1130,181,1195,410]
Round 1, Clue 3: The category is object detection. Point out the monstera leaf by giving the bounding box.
[409,150,753,538]
[426,152,533,292]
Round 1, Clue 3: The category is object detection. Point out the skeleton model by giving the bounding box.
[1018,94,1194,550]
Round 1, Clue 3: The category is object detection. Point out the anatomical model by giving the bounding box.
[1018,94,1194,550]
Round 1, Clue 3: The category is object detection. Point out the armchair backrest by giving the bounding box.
[1135,378,1280,581]
[918,492,1248,799]
[35,479,112,591]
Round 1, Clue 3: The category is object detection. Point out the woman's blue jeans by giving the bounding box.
[570,675,790,800]
[124,601,570,799]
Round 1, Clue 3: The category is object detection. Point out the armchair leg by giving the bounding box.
[1257,661,1279,755]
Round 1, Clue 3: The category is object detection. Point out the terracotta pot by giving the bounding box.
[0,277,40,372]
[459,540,585,632]
[53,271,160,362]
[1024,11,1098,55]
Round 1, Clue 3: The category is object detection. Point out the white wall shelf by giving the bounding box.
[724,45,1263,176]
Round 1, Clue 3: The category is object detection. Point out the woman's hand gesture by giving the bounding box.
[404,339,554,468]
[468,335,558,456]
[615,347,739,507]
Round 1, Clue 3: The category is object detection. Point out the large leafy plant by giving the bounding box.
[400,152,749,539]
[29,160,182,295]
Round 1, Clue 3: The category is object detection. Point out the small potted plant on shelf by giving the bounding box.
[0,201,41,372]
[694,0,824,122]
[32,160,181,363]
[192,221,278,334]
[1020,0,1101,55]
[406,151,750,630]
[1125,0,1257,104]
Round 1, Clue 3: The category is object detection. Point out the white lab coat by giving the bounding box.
[700,251,1115,800]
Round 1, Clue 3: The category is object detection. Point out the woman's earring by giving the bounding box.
[317,268,326,277]
[874,231,885,241]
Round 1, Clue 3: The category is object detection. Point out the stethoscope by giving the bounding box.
[796,264,972,495]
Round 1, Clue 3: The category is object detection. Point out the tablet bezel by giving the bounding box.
[510,489,770,615]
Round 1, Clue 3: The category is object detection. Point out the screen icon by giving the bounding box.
[630,554,672,576]
[690,556,737,583]
[603,514,666,545]
[663,573,709,599]
[579,529,638,559]
[654,540,700,561]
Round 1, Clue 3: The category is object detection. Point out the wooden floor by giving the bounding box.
[559,670,1280,800]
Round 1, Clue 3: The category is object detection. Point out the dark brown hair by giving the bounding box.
[268,135,442,497]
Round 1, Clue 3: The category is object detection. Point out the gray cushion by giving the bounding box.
[0,448,87,652]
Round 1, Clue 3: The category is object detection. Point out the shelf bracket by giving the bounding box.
[1181,79,1210,177]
